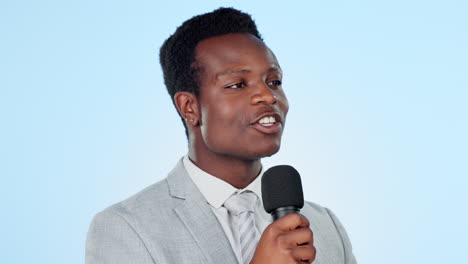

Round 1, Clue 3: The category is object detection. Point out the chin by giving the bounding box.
[245,142,281,159]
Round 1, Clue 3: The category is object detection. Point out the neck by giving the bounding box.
[188,146,262,190]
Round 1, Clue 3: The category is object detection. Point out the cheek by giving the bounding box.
[278,92,289,116]
[201,96,245,128]
[283,99,289,117]
[200,104,231,137]
[200,103,248,146]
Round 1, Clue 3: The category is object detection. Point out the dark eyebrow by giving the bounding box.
[216,68,251,80]
[267,66,282,74]
[216,65,282,80]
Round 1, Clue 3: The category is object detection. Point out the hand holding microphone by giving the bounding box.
[250,165,316,264]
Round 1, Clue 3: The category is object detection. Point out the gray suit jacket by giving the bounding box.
[86,159,357,264]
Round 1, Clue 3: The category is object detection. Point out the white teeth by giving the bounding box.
[258,116,276,125]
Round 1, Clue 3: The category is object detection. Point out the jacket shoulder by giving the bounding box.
[85,180,172,264]
[100,178,175,224]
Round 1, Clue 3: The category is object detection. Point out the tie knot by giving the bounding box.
[223,192,258,216]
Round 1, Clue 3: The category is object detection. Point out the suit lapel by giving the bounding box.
[167,159,238,264]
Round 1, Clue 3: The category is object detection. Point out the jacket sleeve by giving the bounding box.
[85,209,156,264]
[325,208,358,264]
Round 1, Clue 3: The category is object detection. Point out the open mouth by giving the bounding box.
[257,116,277,127]
[251,115,282,134]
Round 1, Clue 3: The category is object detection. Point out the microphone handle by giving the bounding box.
[271,206,300,221]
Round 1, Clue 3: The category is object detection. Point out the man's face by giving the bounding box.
[194,33,289,160]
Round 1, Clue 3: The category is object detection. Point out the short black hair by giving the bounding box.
[159,7,263,137]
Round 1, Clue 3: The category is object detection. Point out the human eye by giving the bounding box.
[267,79,282,87]
[225,81,246,89]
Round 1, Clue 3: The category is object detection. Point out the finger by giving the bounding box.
[280,226,313,247]
[273,213,310,232]
[291,244,316,264]
[296,214,310,229]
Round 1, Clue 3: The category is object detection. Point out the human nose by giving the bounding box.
[251,82,277,105]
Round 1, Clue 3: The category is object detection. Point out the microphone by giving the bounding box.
[261,165,304,221]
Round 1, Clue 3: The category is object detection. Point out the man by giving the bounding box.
[86,7,356,264]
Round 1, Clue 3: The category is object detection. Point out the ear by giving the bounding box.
[174,91,200,127]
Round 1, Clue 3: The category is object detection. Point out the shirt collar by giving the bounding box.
[183,155,264,208]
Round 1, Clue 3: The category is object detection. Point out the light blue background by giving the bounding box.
[1,0,467,263]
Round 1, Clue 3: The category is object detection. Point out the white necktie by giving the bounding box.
[224,192,259,264]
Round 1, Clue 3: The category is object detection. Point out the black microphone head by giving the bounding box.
[261,165,304,214]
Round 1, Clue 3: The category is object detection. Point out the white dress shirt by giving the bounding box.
[183,155,273,264]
